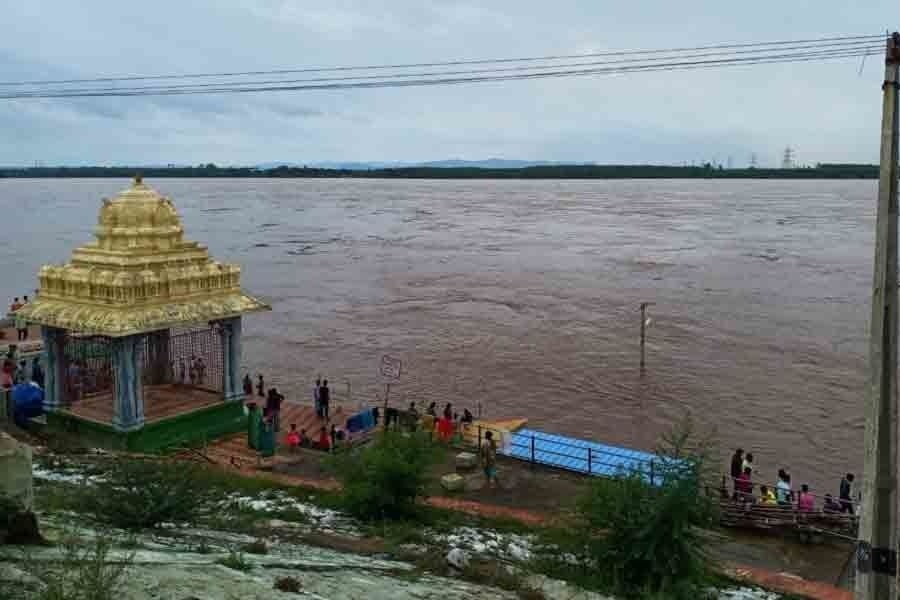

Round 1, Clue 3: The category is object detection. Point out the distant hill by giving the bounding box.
[255,159,588,170]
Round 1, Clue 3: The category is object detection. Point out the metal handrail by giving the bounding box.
[477,423,661,480]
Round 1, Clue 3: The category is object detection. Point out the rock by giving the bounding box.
[0,433,33,511]
[397,543,428,556]
[446,548,470,570]
[441,473,465,492]
[4,511,42,545]
[455,452,478,471]
[274,576,302,593]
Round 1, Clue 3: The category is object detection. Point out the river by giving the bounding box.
[0,177,876,493]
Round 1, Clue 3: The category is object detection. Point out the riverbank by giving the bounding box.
[0,448,818,600]
[3,415,855,600]
[0,163,878,179]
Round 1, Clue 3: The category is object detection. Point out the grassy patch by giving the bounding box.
[216,550,252,572]
[19,531,133,600]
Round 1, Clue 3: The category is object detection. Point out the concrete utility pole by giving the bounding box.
[856,31,900,600]
[639,302,654,372]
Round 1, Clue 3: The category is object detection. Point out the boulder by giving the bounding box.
[4,511,41,544]
[446,547,470,570]
[440,473,465,492]
[455,452,478,471]
[0,432,33,511]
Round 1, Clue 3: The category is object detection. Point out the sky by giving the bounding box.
[0,1,898,167]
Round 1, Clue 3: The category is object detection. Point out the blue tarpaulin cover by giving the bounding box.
[12,382,44,427]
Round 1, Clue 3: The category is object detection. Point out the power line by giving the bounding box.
[5,39,880,97]
[0,33,885,88]
[0,45,879,100]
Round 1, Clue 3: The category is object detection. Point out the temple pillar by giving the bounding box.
[111,335,145,432]
[218,317,243,402]
[40,326,65,412]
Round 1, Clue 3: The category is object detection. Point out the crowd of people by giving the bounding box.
[728,448,857,515]
[240,373,498,486]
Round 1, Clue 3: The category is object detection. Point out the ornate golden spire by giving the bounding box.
[18,179,269,336]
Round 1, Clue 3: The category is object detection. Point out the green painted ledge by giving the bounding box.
[46,401,246,453]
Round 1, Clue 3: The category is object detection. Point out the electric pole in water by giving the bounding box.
[856,31,900,600]
[639,302,654,372]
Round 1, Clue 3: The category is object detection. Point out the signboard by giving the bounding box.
[380,355,402,380]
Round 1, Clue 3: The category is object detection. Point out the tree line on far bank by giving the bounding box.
[0,163,879,179]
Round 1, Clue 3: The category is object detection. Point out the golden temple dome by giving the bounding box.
[18,177,269,336]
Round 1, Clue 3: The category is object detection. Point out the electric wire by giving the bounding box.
[0,33,884,87]
[4,39,881,96]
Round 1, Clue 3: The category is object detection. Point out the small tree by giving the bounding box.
[21,531,133,600]
[329,430,439,521]
[545,416,717,598]
[81,458,217,530]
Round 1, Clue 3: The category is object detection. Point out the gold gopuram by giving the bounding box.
[17,177,269,445]
[20,176,267,336]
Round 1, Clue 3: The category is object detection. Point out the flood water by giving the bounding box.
[0,178,877,492]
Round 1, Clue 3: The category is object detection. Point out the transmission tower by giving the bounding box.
[781,146,795,169]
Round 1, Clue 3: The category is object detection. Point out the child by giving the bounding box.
[315,426,331,451]
[300,428,312,448]
[286,424,301,451]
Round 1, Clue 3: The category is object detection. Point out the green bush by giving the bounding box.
[27,532,133,600]
[81,458,217,530]
[540,417,717,599]
[217,549,252,571]
[328,430,439,521]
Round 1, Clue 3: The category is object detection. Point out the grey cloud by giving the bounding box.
[0,0,897,165]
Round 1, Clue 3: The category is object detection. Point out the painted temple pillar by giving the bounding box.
[111,335,145,432]
[40,326,66,412]
[218,317,243,402]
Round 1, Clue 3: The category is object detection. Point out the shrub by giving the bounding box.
[328,430,439,521]
[540,416,717,599]
[274,576,303,593]
[217,549,252,572]
[27,532,133,600]
[80,458,217,530]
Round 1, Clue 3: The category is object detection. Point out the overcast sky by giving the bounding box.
[1,1,897,167]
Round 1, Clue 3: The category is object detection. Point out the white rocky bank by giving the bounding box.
[0,461,784,600]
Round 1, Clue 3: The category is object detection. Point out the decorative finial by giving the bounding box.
[134,174,143,185]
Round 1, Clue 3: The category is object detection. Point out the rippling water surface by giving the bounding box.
[0,178,877,491]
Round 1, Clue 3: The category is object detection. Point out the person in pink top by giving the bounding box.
[797,484,815,512]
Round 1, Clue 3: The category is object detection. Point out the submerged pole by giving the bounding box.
[856,31,900,600]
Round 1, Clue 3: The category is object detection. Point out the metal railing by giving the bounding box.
[474,424,662,484]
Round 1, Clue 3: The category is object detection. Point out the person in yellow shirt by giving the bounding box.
[759,484,777,505]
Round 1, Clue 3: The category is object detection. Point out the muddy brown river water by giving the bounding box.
[0,177,877,494]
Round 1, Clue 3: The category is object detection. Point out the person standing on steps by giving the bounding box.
[242,373,253,398]
[481,430,499,489]
[256,374,265,398]
[319,379,330,421]
[839,472,855,514]
[314,377,322,418]
[266,387,284,432]
[729,448,744,500]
